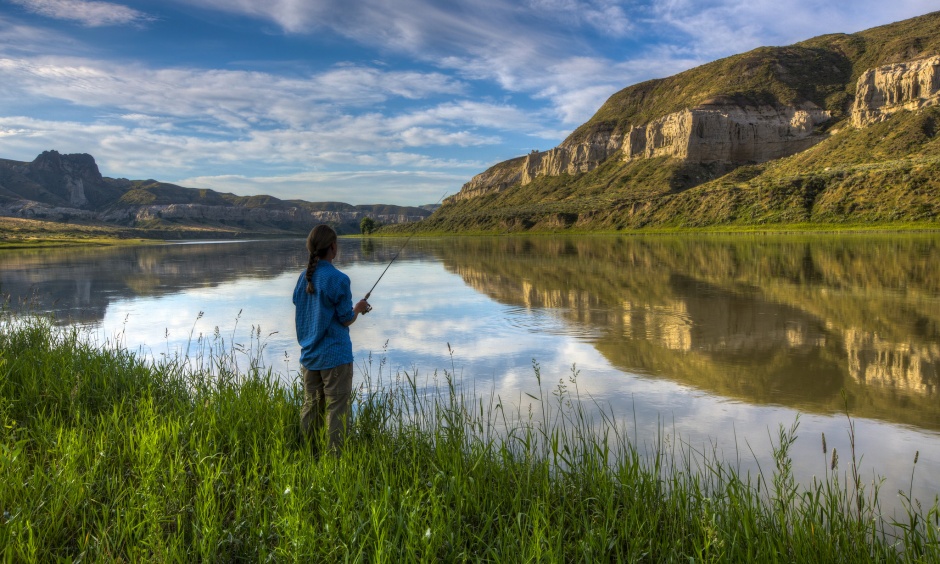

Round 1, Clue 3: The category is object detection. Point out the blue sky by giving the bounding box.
[0,0,936,205]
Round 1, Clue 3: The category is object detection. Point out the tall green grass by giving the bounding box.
[1,314,937,561]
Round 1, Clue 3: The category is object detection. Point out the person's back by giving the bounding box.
[293,225,370,452]
[294,260,354,370]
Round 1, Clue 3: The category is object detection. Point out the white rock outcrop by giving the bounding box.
[455,102,832,198]
[2,201,425,228]
[521,130,624,185]
[451,158,524,201]
[852,55,940,128]
[625,104,831,164]
[105,204,425,225]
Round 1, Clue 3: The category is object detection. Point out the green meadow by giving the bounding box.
[1,314,937,561]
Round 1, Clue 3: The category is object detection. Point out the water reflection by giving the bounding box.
[2,234,939,434]
[0,240,433,324]
[432,235,940,430]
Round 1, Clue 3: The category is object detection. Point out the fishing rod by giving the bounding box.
[361,191,447,313]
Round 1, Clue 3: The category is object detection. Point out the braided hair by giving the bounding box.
[305,224,337,294]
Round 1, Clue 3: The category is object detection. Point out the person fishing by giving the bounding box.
[293,224,370,452]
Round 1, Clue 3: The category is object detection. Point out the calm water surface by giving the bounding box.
[2,234,939,511]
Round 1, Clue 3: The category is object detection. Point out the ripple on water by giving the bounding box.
[504,306,601,341]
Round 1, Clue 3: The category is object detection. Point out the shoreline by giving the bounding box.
[4,215,940,249]
[0,216,300,249]
[369,220,940,238]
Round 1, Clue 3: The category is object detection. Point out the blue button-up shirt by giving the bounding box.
[293,262,356,370]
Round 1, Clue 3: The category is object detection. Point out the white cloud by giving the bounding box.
[398,127,497,148]
[0,51,551,194]
[174,0,322,34]
[175,0,631,124]
[0,57,467,132]
[648,0,940,57]
[0,114,479,202]
[9,0,155,27]
[383,152,485,169]
[525,0,634,36]
[173,0,940,127]
[0,115,492,177]
[389,101,546,132]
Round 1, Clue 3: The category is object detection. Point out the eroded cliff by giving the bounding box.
[450,14,940,205]
[520,129,624,185]
[851,55,940,127]
[625,103,831,164]
[459,99,834,196]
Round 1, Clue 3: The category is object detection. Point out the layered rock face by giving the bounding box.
[452,157,524,201]
[625,104,831,164]
[1,200,97,222]
[2,200,427,228]
[115,204,425,225]
[28,150,103,207]
[852,55,940,127]
[520,129,624,185]
[457,101,831,197]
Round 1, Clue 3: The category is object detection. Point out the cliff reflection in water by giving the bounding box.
[435,235,940,430]
[3,235,939,431]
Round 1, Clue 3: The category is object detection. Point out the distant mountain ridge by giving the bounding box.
[0,151,431,236]
[421,11,940,232]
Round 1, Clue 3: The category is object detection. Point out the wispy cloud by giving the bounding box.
[0,56,471,132]
[525,0,634,36]
[0,14,85,55]
[9,0,155,27]
[0,51,563,175]
[648,0,940,57]
[0,114,493,202]
[174,0,940,126]
[177,0,638,125]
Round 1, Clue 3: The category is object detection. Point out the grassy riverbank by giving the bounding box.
[0,217,293,249]
[1,317,938,561]
[375,219,940,237]
[0,217,148,249]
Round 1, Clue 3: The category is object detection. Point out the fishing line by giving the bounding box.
[361,191,447,313]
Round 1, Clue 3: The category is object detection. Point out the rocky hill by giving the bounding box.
[423,11,940,232]
[0,151,430,236]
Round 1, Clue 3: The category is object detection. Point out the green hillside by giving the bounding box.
[414,11,940,234]
[568,11,940,145]
[421,107,940,232]
[567,45,849,146]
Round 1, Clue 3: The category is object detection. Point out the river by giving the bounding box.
[2,233,939,513]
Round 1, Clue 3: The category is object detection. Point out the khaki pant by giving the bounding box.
[300,363,353,452]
